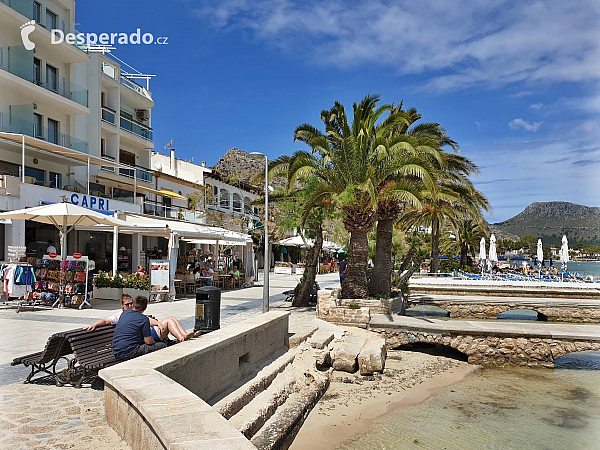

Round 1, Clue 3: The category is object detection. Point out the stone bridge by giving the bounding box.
[407,294,600,323]
[368,315,600,368]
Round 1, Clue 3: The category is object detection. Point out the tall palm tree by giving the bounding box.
[455,218,489,268]
[369,104,453,297]
[293,95,423,298]
[403,154,490,273]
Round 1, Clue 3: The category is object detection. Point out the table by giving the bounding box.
[196,276,213,287]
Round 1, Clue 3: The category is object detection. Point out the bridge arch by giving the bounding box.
[405,305,449,318]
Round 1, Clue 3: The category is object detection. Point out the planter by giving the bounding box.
[93,287,123,301]
[274,266,293,275]
[296,267,305,275]
[123,288,149,299]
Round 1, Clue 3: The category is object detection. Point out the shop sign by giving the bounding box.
[73,253,82,259]
[69,193,110,211]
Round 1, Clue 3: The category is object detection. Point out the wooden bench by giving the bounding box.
[57,325,120,388]
[11,334,72,385]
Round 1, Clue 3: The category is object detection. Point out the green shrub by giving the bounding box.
[123,273,150,290]
[94,271,112,288]
[348,303,361,310]
[438,259,460,273]
[111,275,125,289]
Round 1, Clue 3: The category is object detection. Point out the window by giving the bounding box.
[101,138,106,156]
[33,113,43,138]
[233,193,242,213]
[0,161,19,177]
[119,149,135,166]
[45,9,57,29]
[244,197,253,214]
[220,189,230,208]
[25,167,45,183]
[47,119,59,145]
[49,172,62,189]
[33,2,42,23]
[101,92,106,107]
[46,64,58,91]
[33,57,42,84]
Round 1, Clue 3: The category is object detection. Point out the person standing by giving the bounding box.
[112,296,167,360]
[338,257,347,287]
[46,240,57,254]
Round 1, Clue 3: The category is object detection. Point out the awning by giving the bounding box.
[96,176,184,199]
[0,132,124,168]
[183,239,247,246]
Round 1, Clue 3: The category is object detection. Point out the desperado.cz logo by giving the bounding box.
[20,20,168,52]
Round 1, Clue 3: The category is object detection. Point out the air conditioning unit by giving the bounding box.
[136,109,149,121]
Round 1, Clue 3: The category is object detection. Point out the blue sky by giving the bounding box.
[76,0,600,222]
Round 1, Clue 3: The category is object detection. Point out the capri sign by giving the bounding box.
[70,193,110,211]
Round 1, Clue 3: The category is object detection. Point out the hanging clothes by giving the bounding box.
[2,264,35,298]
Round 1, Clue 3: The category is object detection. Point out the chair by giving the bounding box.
[24,176,37,184]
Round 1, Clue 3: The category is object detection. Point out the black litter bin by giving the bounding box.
[195,286,221,333]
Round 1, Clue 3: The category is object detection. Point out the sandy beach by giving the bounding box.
[290,348,478,450]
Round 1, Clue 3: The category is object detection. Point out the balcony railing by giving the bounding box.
[0,111,88,153]
[120,75,152,100]
[0,47,88,107]
[120,115,152,141]
[143,201,206,224]
[101,107,116,125]
[117,166,153,183]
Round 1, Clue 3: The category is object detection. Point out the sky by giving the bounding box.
[76,0,600,223]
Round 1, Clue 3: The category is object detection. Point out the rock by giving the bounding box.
[331,335,367,373]
[289,326,318,348]
[308,330,335,349]
[357,338,387,376]
[315,350,332,369]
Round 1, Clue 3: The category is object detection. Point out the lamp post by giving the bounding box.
[250,152,269,312]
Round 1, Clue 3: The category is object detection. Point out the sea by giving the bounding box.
[338,260,600,449]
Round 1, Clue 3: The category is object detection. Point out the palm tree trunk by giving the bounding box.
[342,230,369,298]
[460,245,468,269]
[430,220,440,273]
[292,225,322,307]
[369,217,393,297]
[399,247,415,272]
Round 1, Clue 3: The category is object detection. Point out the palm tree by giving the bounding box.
[369,104,453,297]
[455,218,489,268]
[293,95,423,298]
[403,154,490,273]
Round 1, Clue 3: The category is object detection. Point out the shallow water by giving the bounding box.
[339,352,600,450]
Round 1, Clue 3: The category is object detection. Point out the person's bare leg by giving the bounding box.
[161,317,187,342]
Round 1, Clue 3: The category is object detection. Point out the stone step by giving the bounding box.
[307,330,335,349]
[288,325,319,348]
[229,361,299,439]
[331,335,367,373]
[250,371,330,450]
[358,338,387,375]
[214,351,296,419]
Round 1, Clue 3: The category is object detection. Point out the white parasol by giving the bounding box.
[560,235,569,273]
[479,237,486,273]
[536,239,544,268]
[488,234,498,270]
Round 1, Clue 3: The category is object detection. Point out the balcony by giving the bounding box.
[143,200,205,224]
[0,47,88,107]
[120,115,152,141]
[120,75,152,101]
[101,107,116,125]
[118,166,154,183]
[0,111,88,154]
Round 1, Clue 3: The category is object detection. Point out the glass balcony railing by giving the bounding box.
[120,115,152,141]
[118,166,153,183]
[101,107,116,125]
[120,75,152,99]
[1,0,32,19]
[0,111,88,154]
[0,47,89,107]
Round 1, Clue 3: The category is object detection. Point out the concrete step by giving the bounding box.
[307,330,334,349]
[250,371,330,450]
[214,351,296,419]
[229,361,299,439]
[288,325,319,348]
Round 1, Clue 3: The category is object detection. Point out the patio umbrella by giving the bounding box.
[560,235,569,273]
[0,202,124,259]
[488,234,498,270]
[536,239,544,270]
[479,237,486,273]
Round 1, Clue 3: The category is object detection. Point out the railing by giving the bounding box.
[101,107,116,125]
[117,166,153,183]
[0,111,88,154]
[120,115,152,141]
[142,201,206,224]
[0,47,88,107]
[120,75,152,100]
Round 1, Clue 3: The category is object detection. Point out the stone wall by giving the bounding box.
[410,285,600,299]
[407,301,600,322]
[316,288,401,327]
[100,312,290,450]
[374,329,600,368]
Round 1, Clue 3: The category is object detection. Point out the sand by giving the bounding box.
[290,349,478,450]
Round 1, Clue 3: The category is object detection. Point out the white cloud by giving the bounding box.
[191,0,600,92]
[475,121,482,130]
[508,91,534,98]
[509,118,543,132]
[530,103,543,109]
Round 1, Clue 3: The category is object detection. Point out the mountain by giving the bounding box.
[212,148,265,185]
[493,202,600,245]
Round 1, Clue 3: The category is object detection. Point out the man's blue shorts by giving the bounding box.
[151,326,160,342]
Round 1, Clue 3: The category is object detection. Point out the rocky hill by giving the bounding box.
[493,202,600,245]
[212,148,265,185]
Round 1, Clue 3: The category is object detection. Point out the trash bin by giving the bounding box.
[195,286,221,333]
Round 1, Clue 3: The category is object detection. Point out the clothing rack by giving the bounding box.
[1,262,39,313]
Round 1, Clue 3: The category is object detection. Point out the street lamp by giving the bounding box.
[250,152,269,312]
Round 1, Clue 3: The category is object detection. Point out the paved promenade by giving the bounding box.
[0,272,340,449]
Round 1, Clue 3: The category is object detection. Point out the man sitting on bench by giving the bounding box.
[112,296,167,360]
